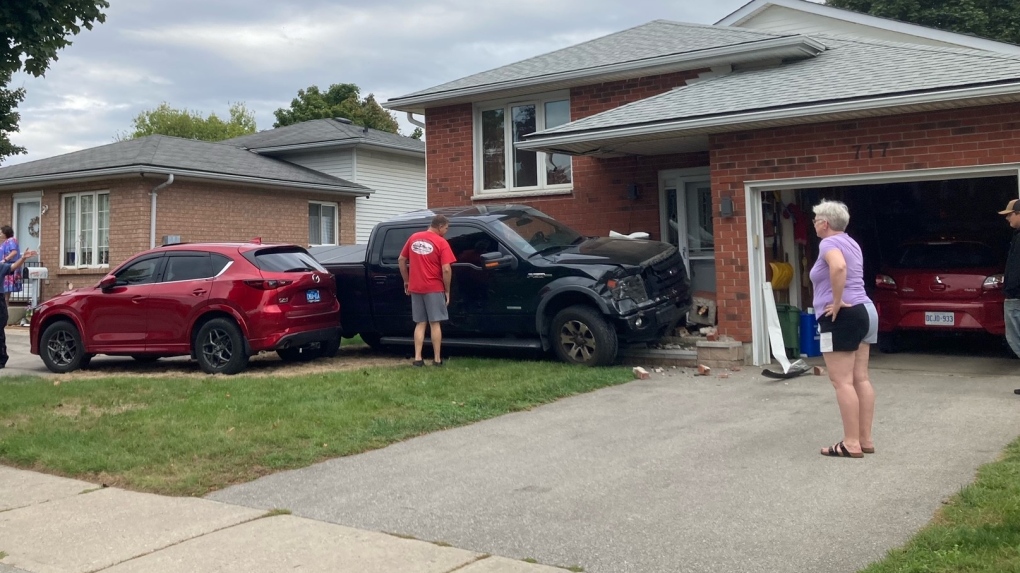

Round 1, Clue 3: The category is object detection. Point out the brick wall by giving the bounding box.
[710,102,1020,342]
[424,70,707,238]
[0,177,357,302]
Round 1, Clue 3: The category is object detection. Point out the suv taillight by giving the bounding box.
[875,274,897,290]
[983,274,1004,290]
[244,279,293,290]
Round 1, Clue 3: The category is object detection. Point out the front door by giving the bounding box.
[12,195,41,303]
[660,170,715,296]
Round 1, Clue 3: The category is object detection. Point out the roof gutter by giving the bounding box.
[384,35,826,111]
[517,79,1020,152]
[0,166,373,196]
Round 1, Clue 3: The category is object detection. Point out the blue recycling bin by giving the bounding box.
[800,311,821,357]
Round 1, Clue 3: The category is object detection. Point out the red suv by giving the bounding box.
[30,242,341,374]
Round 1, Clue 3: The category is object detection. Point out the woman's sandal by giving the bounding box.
[820,441,864,458]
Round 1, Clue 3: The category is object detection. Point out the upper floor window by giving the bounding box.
[62,191,109,268]
[309,202,337,246]
[476,92,572,194]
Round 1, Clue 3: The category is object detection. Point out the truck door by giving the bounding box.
[445,225,498,335]
[367,226,417,336]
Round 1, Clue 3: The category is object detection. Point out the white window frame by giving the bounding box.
[60,190,109,270]
[473,90,573,197]
[308,201,339,246]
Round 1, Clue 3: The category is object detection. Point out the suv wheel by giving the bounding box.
[40,321,87,373]
[550,305,618,367]
[321,337,341,358]
[195,318,249,375]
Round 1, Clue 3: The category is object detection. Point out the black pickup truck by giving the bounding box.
[311,205,691,366]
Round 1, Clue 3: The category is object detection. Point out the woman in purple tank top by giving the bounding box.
[809,200,876,459]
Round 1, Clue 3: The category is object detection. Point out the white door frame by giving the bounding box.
[659,167,711,270]
[745,163,1020,366]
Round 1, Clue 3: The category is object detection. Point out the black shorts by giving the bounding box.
[817,304,869,353]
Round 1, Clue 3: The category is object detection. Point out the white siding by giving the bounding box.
[739,5,965,49]
[279,149,355,180]
[353,149,427,244]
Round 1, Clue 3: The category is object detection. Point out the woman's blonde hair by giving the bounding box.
[812,200,849,231]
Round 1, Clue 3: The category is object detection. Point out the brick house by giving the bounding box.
[0,120,425,308]
[384,0,1020,365]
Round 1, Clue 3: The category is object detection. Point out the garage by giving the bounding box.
[746,166,1020,365]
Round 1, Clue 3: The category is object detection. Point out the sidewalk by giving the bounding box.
[0,466,563,573]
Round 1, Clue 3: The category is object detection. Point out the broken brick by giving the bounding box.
[632,366,650,380]
[697,364,711,376]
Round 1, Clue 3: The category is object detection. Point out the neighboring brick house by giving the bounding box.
[384,0,1020,365]
[0,119,425,314]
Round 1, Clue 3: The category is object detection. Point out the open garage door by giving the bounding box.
[747,166,1020,366]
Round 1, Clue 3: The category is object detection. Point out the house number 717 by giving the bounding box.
[853,143,889,160]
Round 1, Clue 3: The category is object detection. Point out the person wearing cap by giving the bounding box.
[998,199,1020,395]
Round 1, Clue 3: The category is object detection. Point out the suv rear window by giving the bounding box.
[246,247,326,273]
[895,242,998,269]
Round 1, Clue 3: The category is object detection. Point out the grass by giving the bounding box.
[860,437,1020,572]
[0,357,632,496]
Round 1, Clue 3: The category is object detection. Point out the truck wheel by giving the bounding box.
[321,337,341,358]
[40,321,87,373]
[359,332,383,350]
[550,305,618,367]
[195,318,249,375]
[277,345,322,362]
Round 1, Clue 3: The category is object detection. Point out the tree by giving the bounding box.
[273,83,401,134]
[123,102,257,142]
[0,0,109,164]
[825,0,1020,45]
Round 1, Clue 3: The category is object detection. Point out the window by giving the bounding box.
[477,92,572,193]
[247,247,326,273]
[379,227,417,265]
[446,226,497,267]
[114,257,161,287]
[309,202,337,245]
[62,191,109,268]
[163,254,215,282]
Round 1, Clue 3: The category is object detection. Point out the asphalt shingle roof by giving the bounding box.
[394,20,789,100]
[221,118,425,154]
[0,135,369,192]
[534,34,1020,136]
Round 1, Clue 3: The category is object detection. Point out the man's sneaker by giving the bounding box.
[433,360,444,367]
[412,360,425,367]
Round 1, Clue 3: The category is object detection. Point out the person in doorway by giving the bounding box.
[398,214,455,367]
[0,248,37,367]
[1,225,22,304]
[810,200,876,458]
[997,199,1020,395]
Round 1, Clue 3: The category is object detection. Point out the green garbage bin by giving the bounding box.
[775,304,801,358]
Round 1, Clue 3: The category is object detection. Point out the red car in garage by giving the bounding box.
[872,239,1004,352]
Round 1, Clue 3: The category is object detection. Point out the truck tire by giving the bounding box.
[359,332,383,350]
[550,305,618,366]
[321,337,341,358]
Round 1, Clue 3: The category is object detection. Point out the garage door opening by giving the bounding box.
[746,167,1020,366]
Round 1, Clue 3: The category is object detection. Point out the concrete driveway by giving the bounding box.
[208,349,1020,573]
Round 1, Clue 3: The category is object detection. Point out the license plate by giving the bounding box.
[924,311,954,326]
[306,289,321,303]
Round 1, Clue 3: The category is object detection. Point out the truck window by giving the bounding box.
[446,226,497,266]
[380,227,418,265]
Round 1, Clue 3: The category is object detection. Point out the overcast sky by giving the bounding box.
[5,0,816,166]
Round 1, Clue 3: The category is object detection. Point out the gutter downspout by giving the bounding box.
[406,112,425,129]
[149,174,174,248]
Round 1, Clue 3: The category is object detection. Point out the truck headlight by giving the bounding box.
[606,275,648,303]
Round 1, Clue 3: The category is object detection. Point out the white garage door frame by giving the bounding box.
[745,163,1020,366]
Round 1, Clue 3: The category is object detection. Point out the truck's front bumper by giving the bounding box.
[614,300,690,343]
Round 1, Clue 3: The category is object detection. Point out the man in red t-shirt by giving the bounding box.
[398,214,455,366]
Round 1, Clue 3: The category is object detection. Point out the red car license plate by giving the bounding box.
[924,311,954,326]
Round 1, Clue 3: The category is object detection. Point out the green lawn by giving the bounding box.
[0,357,632,496]
[860,437,1020,572]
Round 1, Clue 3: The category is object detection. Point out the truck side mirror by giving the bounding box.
[481,251,517,270]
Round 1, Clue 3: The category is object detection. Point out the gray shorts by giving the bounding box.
[411,292,448,323]
[863,301,878,344]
